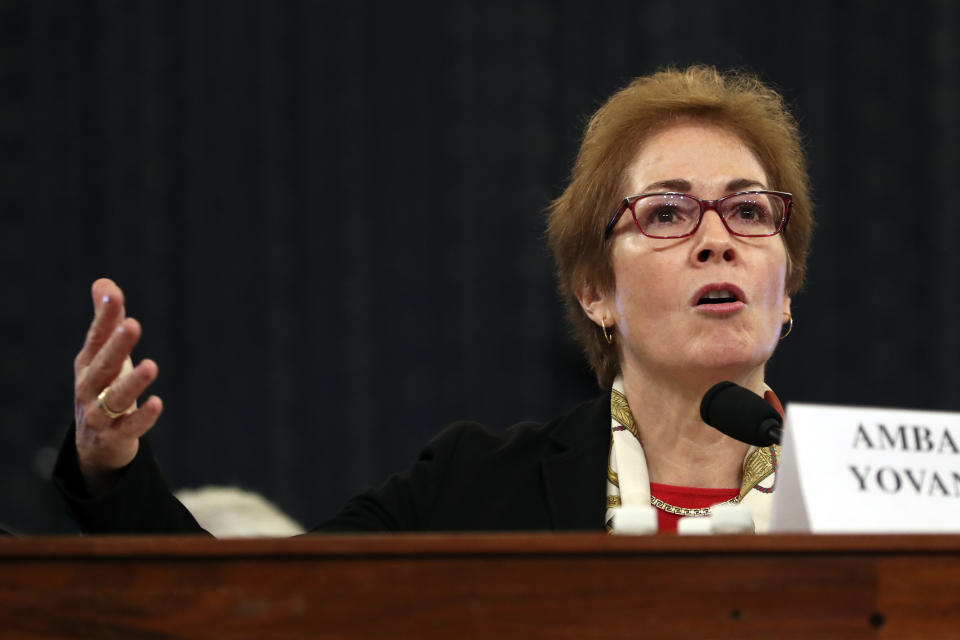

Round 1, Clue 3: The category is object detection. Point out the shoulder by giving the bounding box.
[425,392,611,464]
[417,392,611,530]
[318,392,611,532]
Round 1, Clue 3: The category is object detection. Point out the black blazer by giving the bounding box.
[54,394,612,534]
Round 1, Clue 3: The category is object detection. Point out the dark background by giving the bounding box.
[3,0,958,533]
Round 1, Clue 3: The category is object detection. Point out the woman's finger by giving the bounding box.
[114,395,164,441]
[76,395,163,489]
[78,318,142,401]
[74,279,126,373]
[98,358,158,417]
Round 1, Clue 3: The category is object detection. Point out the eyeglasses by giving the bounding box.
[604,190,792,239]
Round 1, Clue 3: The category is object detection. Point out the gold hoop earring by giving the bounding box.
[780,313,793,340]
[601,318,614,344]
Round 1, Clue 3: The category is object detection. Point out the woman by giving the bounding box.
[55,66,812,534]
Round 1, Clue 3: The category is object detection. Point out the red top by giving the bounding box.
[649,483,740,533]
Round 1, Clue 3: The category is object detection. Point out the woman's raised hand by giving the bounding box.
[73,279,163,495]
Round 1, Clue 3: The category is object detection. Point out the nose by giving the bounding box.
[694,209,736,264]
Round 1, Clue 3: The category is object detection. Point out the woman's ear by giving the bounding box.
[575,281,615,329]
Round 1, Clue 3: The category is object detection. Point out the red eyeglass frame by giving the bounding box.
[604,190,793,240]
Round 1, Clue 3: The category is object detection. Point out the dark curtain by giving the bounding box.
[2,0,959,532]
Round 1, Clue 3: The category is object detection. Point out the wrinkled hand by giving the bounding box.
[73,278,163,495]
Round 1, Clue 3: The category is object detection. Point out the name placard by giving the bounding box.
[770,403,960,533]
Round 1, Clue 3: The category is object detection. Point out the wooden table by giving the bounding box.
[1,533,959,639]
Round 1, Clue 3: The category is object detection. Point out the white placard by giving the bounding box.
[770,403,960,533]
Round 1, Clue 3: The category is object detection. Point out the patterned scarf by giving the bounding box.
[605,375,780,533]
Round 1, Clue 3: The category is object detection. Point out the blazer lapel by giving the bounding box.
[539,393,611,530]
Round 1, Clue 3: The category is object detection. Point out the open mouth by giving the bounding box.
[697,289,740,305]
[691,284,746,308]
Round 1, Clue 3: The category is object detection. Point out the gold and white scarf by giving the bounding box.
[605,375,779,533]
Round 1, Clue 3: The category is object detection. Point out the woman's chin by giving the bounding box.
[625,332,777,382]
[680,340,773,377]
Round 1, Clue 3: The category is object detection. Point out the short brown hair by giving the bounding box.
[546,65,813,388]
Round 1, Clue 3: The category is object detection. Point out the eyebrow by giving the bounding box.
[640,178,768,193]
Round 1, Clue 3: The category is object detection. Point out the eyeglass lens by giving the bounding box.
[633,193,785,238]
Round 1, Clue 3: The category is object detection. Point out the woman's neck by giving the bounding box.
[619,364,765,489]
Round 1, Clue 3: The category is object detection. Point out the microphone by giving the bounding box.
[700,381,782,446]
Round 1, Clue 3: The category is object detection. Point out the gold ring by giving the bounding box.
[97,387,128,419]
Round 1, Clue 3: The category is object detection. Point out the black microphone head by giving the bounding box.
[700,381,782,447]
